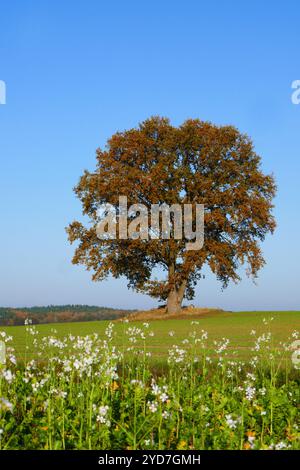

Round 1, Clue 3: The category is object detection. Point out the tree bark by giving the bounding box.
[166,279,187,314]
[166,257,188,314]
[167,289,181,314]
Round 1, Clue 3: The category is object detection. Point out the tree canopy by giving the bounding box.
[67,117,276,313]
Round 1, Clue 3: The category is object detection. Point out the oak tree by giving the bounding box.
[67,117,276,314]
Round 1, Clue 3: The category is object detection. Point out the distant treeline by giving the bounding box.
[0,305,136,326]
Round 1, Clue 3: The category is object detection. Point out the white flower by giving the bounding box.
[0,332,12,343]
[225,414,241,429]
[275,441,287,450]
[96,405,110,426]
[168,345,187,364]
[73,359,81,370]
[2,369,14,383]
[98,405,109,416]
[130,379,144,387]
[105,323,114,340]
[151,383,160,395]
[250,356,258,367]
[97,416,111,426]
[201,330,208,340]
[148,401,158,413]
[0,397,13,412]
[214,338,230,354]
[245,385,256,401]
[8,354,17,365]
[159,392,169,403]
[248,435,255,448]
[246,372,256,382]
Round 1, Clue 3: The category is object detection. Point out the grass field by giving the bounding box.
[0,310,299,449]
[1,310,299,362]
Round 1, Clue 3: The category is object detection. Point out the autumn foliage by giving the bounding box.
[67,117,276,313]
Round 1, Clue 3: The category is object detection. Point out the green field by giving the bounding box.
[2,310,299,361]
[1,310,299,449]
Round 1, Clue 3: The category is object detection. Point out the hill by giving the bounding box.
[0,305,136,326]
[121,306,225,321]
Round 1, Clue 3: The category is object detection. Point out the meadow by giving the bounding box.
[0,310,299,450]
[2,310,300,361]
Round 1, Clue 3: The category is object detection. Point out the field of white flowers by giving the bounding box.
[0,319,299,450]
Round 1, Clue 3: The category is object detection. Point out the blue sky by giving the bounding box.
[0,1,299,310]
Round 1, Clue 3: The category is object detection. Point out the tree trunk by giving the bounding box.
[166,279,187,314]
[167,289,181,314]
[166,259,188,314]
